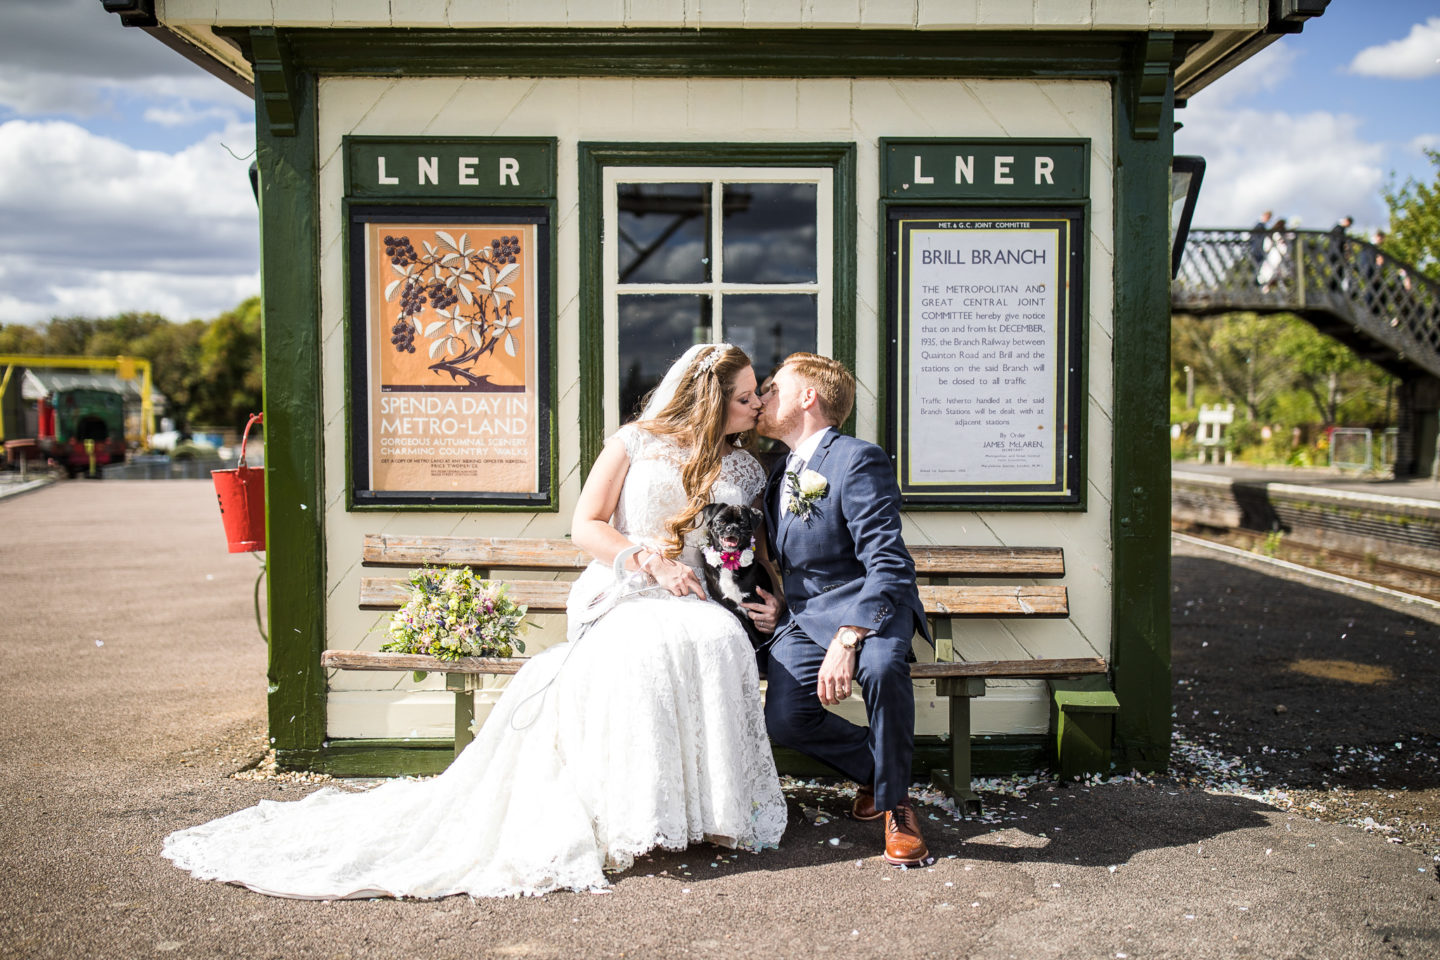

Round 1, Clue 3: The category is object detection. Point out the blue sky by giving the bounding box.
[1176,1,1440,232]
[0,1,1437,326]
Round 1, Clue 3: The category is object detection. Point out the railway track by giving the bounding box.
[1173,522,1440,605]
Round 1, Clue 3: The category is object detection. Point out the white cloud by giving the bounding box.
[0,0,247,120]
[1189,41,1300,107]
[0,266,260,326]
[1175,105,1387,232]
[0,0,203,82]
[0,119,259,323]
[1349,17,1440,79]
[143,102,246,128]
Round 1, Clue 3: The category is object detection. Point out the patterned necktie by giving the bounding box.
[781,452,803,516]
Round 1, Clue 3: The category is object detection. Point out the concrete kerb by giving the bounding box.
[0,476,54,500]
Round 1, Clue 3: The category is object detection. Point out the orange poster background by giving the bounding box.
[365,221,539,495]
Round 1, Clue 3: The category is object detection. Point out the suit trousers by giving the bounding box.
[764,623,915,812]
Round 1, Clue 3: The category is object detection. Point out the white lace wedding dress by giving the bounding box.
[162,424,787,899]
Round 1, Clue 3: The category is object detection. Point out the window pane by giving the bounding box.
[721,293,818,380]
[617,183,711,284]
[722,183,817,284]
[617,294,713,421]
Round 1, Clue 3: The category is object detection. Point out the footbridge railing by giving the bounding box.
[1172,229,1440,380]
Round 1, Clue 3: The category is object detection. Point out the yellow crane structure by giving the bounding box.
[0,354,156,448]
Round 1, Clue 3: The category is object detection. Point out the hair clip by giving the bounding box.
[694,344,732,375]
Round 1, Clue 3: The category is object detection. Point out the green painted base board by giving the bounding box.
[277,739,456,778]
[284,736,1051,780]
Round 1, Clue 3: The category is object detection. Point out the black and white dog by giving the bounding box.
[699,502,775,651]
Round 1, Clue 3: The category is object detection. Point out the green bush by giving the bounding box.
[1226,419,1263,454]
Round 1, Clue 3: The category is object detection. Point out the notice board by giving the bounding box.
[887,207,1083,506]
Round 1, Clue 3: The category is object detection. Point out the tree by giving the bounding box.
[83,312,170,358]
[193,296,263,430]
[1273,320,1388,426]
[1174,311,1294,422]
[0,306,253,433]
[0,324,43,354]
[132,319,208,429]
[1382,148,1440,281]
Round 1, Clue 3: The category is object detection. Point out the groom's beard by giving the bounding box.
[756,405,794,441]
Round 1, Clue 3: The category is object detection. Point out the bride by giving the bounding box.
[163,343,788,899]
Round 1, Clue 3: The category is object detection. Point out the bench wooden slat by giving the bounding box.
[911,545,1064,579]
[322,650,528,675]
[323,649,1104,681]
[360,577,574,611]
[365,535,1064,580]
[364,534,590,570]
[361,577,1067,618]
[909,657,1105,680]
[922,584,1068,617]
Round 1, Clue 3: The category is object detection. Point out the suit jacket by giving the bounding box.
[765,430,930,651]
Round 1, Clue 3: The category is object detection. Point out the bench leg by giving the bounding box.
[931,677,985,815]
[446,673,478,756]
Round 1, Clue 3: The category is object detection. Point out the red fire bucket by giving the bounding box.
[212,413,265,553]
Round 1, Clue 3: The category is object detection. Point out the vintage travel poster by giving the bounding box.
[364,221,539,496]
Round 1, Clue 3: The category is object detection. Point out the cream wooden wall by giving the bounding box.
[316,76,1115,741]
[163,0,1263,31]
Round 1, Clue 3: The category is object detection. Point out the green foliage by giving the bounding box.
[1226,418,1263,451]
[0,300,263,432]
[1171,310,1395,463]
[1382,148,1440,280]
[195,297,263,429]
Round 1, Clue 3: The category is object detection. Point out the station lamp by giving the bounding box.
[1170,155,1206,279]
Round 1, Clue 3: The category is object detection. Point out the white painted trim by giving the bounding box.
[601,164,834,432]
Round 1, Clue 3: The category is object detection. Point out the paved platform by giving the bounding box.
[1,481,1436,960]
[1177,461,1440,502]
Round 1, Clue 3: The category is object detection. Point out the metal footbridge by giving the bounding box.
[1172,229,1440,475]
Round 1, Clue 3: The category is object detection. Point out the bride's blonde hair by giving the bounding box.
[637,344,755,557]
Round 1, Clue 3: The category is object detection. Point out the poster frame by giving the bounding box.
[883,204,1086,509]
[345,201,557,511]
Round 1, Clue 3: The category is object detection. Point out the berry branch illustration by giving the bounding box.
[385,231,524,388]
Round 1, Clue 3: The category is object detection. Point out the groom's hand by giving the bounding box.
[740,587,781,634]
[817,636,859,705]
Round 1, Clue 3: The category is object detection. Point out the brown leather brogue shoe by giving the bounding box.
[883,801,930,866]
[851,784,882,821]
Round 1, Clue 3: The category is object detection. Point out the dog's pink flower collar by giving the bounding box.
[703,537,755,571]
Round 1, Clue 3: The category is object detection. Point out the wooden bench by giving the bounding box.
[323,534,1111,812]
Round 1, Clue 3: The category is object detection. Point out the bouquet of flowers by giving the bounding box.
[381,567,530,673]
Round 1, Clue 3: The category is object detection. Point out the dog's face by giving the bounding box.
[701,503,763,553]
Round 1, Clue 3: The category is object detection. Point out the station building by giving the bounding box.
[108,0,1329,777]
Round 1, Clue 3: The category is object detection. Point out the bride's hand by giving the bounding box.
[644,553,707,600]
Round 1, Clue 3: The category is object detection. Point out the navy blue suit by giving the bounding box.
[763,429,929,812]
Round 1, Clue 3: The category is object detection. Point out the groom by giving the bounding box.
[751,353,931,866]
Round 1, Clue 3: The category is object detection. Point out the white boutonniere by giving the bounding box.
[786,468,829,520]
[703,536,756,571]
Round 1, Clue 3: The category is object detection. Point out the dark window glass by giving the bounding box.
[722,183,817,284]
[721,293,818,381]
[617,183,711,284]
[617,294,713,422]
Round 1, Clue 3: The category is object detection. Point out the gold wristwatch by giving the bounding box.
[836,626,864,650]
